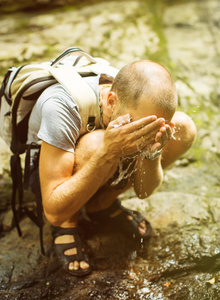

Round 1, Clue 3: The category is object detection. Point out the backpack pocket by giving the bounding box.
[0,96,12,147]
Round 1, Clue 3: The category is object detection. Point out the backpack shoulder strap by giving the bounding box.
[48,65,96,107]
[47,65,100,133]
[88,63,119,81]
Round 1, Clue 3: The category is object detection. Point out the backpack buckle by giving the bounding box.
[86,116,96,132]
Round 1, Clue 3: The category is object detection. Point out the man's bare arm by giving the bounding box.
[132,122,174,198]
[40,141,118,225]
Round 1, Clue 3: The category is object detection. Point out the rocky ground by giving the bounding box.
[0,0,220,299]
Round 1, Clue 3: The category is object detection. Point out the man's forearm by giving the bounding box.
[133,156,163,199]
[44,148,118,225]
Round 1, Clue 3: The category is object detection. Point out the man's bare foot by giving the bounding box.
[87,200,152,239]
[54,234,90,271]
[52,226,91,276]
[110,209,147,236]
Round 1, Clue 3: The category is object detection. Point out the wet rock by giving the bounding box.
[0,1,160,71]
[1,210,13,231]
[123,192,218,230]
[164,0,220,158]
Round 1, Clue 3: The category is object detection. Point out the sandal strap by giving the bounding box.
[55,243,86,262]
[117,202,147,224]
[52,226,80,239]
[52,226,88,262]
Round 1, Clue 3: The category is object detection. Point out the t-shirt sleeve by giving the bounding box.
[37,95,82,153]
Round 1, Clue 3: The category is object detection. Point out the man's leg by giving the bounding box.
[161,111,197,169]
[54,129,122,274]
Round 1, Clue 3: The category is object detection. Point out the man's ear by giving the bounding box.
[107,91,118,112]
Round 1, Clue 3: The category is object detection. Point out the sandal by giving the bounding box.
[52,226,92,276]
[87,200,153,239]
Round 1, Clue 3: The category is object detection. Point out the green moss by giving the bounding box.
[142,0,172,68]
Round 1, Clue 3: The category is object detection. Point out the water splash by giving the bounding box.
[113,117,132,128]
[140,237,144,249]
[172,124,182,141]
[111,123,168,187]
[111,145,162,187]
[113,123,123,128]
[139,146,161,161]
[111,155,138,186]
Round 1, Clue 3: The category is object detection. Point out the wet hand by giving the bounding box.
[155,121,175,149]
[137,121,175,160]
[101,113,165,161]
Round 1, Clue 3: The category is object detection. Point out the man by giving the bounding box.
[28,60,196,276]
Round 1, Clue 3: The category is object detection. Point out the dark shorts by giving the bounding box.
[29,148,42,201]
[29,166,42,200]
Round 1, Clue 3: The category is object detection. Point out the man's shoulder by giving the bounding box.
[42,83,73,100]
[36,83,76,110]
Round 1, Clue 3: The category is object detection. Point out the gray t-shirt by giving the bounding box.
[27,76,99,153]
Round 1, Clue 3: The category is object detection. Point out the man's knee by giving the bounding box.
[76,129,105,150]
[173,111,197,146]
[74,129,105,170]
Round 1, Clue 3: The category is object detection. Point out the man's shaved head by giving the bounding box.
[111,60,178,112]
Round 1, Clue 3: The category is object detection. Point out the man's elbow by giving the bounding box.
[136,187,155,199]
[136,176,163,199]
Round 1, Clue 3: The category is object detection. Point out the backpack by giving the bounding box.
[0,47,118,253]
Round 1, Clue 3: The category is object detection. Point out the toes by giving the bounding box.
[69,261,79,271]
[69,261,90,271]
[139,220,146,229]
[139,221,147,236]
[139,226,146,236]
[126,214,147,236]
[80,261,90,270]
[127,215,133,221]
